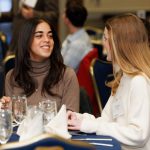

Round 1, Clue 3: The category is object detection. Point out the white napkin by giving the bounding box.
[44,105,71,139]
[17,108,43,141]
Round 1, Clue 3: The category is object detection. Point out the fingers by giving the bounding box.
[67,111,77,120]
[68,126,79,130]
[0,96,11,109]
[68,119,76,126]
[68,116,82,131]
[67,110,73,118]
[67,112,78,130]
[1,96,11,103]
[68,120,79,130]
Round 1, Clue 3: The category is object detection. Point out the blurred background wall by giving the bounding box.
[59,0,150,41]
[0,0,150,47]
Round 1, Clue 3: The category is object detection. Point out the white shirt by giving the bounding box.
[61,28,93,72]
[77,74,150,150]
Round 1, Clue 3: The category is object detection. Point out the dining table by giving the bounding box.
[8,129,121,150]
[71,131,121,150]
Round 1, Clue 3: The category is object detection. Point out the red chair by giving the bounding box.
[77,48,100,116]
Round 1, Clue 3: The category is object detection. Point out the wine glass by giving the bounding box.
[39,100,57,125]
[0,109,12,144]
[12,95,27,125]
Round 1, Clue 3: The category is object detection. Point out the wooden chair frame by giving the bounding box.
[90,58,112,114]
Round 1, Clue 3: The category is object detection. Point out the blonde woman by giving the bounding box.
[67,13,150,150]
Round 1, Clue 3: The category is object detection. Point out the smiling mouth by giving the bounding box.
[41,45,51,50]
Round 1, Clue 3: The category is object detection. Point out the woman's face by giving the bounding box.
[103,27,112,61]
[30,21,54,62]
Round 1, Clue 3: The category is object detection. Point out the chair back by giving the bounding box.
[0,134,95,150]
[3,54,15,75]
[79,87,93,114]
[0,32,8,60]
[35,146,64,150]
[90,58,113,114]
[91,41,107,61]
[85,26,104,59]
[84,26,103,41]
[84,26,106,60]
[77,48,100,116]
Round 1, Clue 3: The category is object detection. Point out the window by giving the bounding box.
[0,0,12,13]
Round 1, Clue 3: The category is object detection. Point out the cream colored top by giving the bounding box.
[77,74,150,150]
[5,60,79,112]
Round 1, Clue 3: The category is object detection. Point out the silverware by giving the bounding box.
[73,138,112,141]
[89,142,113,147]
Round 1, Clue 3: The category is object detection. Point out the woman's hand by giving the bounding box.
[0,96,11,109]
[67,110,83,130]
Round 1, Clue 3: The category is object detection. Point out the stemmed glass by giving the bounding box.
[27,105,42,119]
[39,100,57,125]
[0,109,12,144]
[12,95,27,125]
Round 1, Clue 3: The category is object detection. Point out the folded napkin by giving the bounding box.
[44,104,71,139]
[17,105,71,141]
[17,107,43,141]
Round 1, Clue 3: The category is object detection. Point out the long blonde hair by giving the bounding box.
[106,13,150,95]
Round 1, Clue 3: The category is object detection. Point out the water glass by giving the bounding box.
[39,100,57,125]
[12,95,27,125]
[0,109,12,144]
[27,105,43,119]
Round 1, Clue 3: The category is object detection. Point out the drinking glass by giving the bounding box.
[27,105,43,119]
[0,109,12,144]
[12,95,27,125]
[39,100,57,125]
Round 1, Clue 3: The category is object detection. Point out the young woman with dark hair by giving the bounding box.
[3,17,79,112]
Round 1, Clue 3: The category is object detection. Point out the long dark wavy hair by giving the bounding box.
[11,17,66,97]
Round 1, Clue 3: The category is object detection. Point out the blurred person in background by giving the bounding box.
[61,3,92,72]
[12,0,58,30]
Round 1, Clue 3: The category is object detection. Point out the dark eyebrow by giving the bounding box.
[34,31,52,34]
